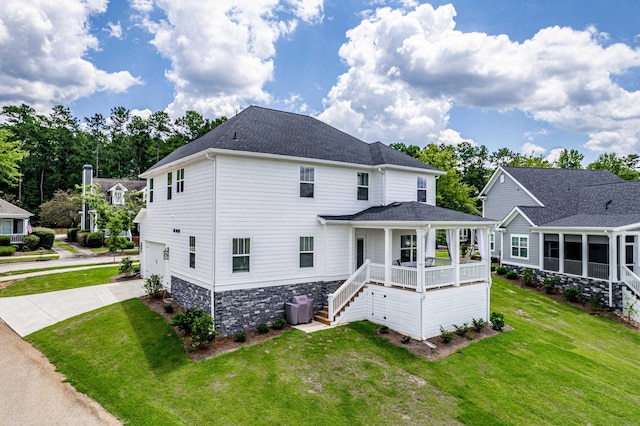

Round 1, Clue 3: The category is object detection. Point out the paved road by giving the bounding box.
[0,321,122,426]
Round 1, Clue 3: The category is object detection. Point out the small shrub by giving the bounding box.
[521,268,536,287]
[453,323,469,336]
[401,335,411,344]
[467,333,475,340]
[187,313,216,348]
[588,296,604,311]
[496,266,507,276]
[119,256,135,276]
[31,228,55,249]
[77,232,89,247]
[542,276,557,294]
[256,323,270,334]
[490,311,505,331]
[124,240,135,249]
[171,307,214,340]
[163,304,174,314]
[0,246,16,256]
[234,331,247,342]
[378,325,389,334]
[439,326,454,343]
[490,264,496,272]
[67,227,80,242]
[271,318,287,330]
[144,274,164,298]
[22,234,40,251]
[0,235,10,246]
[505,270,518,280]
[472,317,486,331]
[562,286,581,302]
[85,232,105,248]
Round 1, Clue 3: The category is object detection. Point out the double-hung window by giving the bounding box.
[167,172,173,200]
[176,169,184,193]
[299,236,314,268]
[232,238,250,272]
[357,172,369,200]
[417,176,427,203]
[149,178,154,203]
[189,236,196,268]
[400,235,417,263]
[511,235,529,259]
[300,166,314,198]
[490,232,495,252]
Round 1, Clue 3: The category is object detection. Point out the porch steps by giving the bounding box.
[315,288,365,325]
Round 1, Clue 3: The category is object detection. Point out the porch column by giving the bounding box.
[454,228,460,286]
[416,229,426,292]
[539,232,544,271]
[384,228,391,287]
[349,227,355,272]
[610,233,618,282]
[558,232,564,274]
[582,234,588,277]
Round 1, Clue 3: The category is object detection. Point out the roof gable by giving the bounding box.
[0,199,32,218]
[145,106,439,173]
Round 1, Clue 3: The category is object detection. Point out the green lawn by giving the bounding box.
[0,262,117,277]
[0,253,59,263]
[28,277,640,425]
[90,247,140,255]
[54,240,78,253]
[0,266,122,297]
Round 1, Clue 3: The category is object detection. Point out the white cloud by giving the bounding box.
[545,148,565,164]
[106,21,123,39]
[521,142,546,157]
[135,0,323,118]
[319,3,640,153]
[0,0,141,111]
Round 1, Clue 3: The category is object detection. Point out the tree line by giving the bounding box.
[1,103,638,222]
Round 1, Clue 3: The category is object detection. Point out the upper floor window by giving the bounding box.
[417,176,427,203]
[176,168,185,193]
[400,235,417,263]
[189,236,196,269]
[113,187,124,205]
[300,236,314,268]
[490,232,495,252]
[511,235,528,259]
[167,172,173,200]
[232,238,250,272]
[149,178,154,203]
[300,166,314,198]
[357,172,369,201]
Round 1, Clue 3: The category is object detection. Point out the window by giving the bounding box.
[417,176,427,203]
[113,187,124,205]
[0,219,11,235]
[189,236,196,268]
[300,236,314,268]
[149,178,154,203]
[167,172,172,200]
[490,232,495,252]
[232,238,250,272]
[499,175,505,183]
[357,172,369,200]
[176,168,184,193]
[300,166,314,198]
[400,234,417,263]
[511,235,528,259]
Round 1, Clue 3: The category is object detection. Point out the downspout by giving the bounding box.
[206,152,217,320]
[604,230,613,308]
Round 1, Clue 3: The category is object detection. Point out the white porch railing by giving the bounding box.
[2,233,25,244]
[424,266,455,288]
[460,263,487,284]
[621,266,640,297]
[390,266,417,289]
[369,263,385,283]
[327,260,370,322]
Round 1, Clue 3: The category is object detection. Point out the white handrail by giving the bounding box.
[621,266,640,298]
[327,260,370,322]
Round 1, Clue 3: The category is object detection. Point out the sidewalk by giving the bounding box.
[0,280,146,337]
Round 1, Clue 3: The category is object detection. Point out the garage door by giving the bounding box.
[145,241,166,282]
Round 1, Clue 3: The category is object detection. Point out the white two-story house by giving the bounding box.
[136,106,496,339]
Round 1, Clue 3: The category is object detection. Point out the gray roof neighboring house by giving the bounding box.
[0,199,32,219]
[145,106,440,173]
[93,178,146,194]
[496,167,640,229]
[321,202,494,224]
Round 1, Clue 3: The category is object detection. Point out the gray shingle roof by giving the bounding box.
[321,202,494,223]
[93,178,146,194]
[503,167,640,229]
[0,199,32,218]
[145,106,439,173]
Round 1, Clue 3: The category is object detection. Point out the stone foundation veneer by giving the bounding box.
[171,276,211,312]
[214,280,343,337]
[504,265,623,310]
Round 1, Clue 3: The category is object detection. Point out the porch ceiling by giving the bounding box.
[320,202,496,227]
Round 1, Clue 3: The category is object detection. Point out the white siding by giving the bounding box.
[140,158,215,290]
[422,283,488,338]
[386,170,437,205]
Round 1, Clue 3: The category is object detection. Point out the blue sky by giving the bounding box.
[2,1,640,164]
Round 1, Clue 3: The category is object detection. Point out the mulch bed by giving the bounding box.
[500,273,640,331]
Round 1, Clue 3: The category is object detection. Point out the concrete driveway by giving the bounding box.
[0,280,146,337]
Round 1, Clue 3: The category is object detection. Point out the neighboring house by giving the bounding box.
[480,166,640,319]
[136,106,496,339]
[0,199,32,245]
[80,165,146,237]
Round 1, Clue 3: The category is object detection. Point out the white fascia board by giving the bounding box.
[139,150,211,178]
[0,213,31,219]
[478,166,503,197]
[501,206,536,228]
[321,220,498,229]
[479,166,544,207]
[532,226,610,234]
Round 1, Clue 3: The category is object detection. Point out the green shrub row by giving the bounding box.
[31,228,55,249]
[171,307,217,348]
[0,246,16,256]
[22,234,40,251]
[0,235,10,246]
